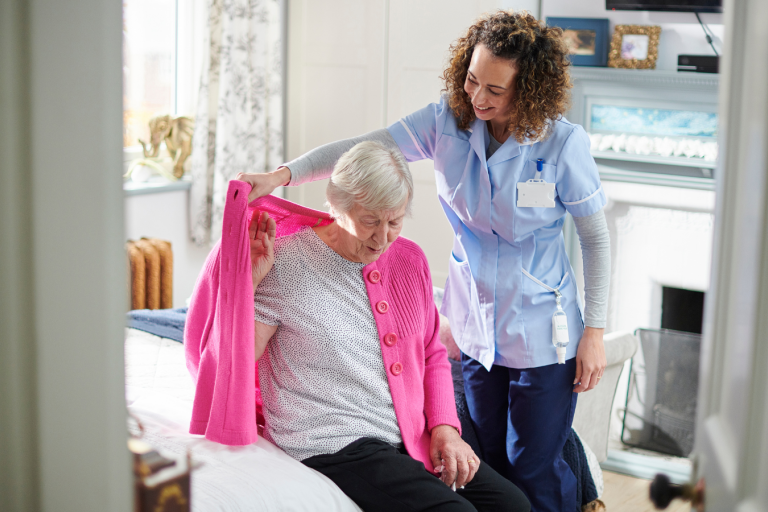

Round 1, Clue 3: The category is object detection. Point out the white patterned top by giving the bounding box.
[254,227,402,461]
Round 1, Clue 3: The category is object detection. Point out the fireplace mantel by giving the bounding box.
[571,67,718,90]
[568,67,720,191]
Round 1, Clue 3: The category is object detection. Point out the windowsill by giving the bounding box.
[124,175,192,196]
[123,145,193,196]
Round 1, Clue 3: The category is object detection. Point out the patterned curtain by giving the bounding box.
[190,0,283,245]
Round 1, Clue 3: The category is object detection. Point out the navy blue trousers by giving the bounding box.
[461,354,578,512]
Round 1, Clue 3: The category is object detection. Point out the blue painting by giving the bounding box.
[590,105,718,138]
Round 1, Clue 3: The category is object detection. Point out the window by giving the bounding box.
[123,0,178,149]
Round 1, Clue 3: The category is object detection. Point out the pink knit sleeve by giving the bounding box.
[184,241,221,382]
[419,255,461,434]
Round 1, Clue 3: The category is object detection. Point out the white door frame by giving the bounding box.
[695,0,768,510]
[0,0,132,510]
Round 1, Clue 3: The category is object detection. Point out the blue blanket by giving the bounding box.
[126,307,187,342]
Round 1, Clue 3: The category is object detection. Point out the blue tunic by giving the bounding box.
[387,97,606,370]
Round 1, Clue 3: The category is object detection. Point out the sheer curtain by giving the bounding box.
[190,0,283,245]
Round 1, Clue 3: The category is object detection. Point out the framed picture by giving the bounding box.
[546,17,610,67]
[608,25,662,69]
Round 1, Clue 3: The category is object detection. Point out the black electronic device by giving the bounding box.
[677,54,719,73]
[606,0,722,12]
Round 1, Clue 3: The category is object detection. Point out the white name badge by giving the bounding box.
[517,179,556,208]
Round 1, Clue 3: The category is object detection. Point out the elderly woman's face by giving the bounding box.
[464,44,518,124]
[336,202,408,265]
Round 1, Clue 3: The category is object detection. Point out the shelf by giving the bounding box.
[570,67,719,90]
[591,150,716,170]
[597,165,715,191]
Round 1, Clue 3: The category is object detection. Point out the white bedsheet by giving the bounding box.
[125,328,363,512]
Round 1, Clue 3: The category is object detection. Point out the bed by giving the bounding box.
[125,327,363,512]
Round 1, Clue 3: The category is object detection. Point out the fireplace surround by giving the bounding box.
[564,67,719,480]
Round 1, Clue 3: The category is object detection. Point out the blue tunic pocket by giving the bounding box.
[442,250,473,347]
[513,159,566,241]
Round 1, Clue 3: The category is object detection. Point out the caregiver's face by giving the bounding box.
[337,201,407,265]
[464,44,518,123]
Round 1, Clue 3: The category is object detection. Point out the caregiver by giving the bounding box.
[238,11,610,512]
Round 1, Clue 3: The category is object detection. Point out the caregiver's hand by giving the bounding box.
[236,166,292,203]
[430,425,480,488]
[249,210,277,289]
[573,326,606,393]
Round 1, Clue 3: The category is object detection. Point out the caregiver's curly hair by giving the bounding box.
[442,11,572,143]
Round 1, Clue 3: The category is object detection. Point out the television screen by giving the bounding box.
[606,0,722,12]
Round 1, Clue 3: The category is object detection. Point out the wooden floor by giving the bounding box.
[601,471,690,512]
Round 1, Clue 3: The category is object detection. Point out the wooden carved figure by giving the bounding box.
[139,115,195,178]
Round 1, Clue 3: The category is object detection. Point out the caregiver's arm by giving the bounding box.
[283,129,398,186]
[237,129,398,202]
[572,209,610,393]
[573,209,610,329]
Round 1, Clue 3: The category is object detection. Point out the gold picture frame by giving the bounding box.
[608,25,661,69]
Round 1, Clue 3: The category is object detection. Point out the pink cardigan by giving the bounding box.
[185,180,460,470]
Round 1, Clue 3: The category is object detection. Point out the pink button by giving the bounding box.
[391,362,403,376]
[383,333,398,347]
[376,300,389,314]
[368,270,382,284]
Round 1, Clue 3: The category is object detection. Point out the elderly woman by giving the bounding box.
[247,141,529,512]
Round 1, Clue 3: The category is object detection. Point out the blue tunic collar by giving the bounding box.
[467,117,488,164]
[468,117,542,167]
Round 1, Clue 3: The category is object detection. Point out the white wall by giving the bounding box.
[286,0,511,286]
[125,190,211,308]
[541,0,724,71]
[285,0,388,212]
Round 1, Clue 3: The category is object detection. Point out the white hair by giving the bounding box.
[325,141,413,219]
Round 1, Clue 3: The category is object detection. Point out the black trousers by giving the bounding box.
[302,438,531,512]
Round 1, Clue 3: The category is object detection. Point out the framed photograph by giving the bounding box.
[546,17,610,67]
[608,25,661,69]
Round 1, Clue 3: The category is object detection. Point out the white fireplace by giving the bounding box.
[605,187,714,334]
[565,68,719,479]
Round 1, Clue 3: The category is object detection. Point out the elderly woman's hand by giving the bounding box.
[236,167,292,203]
[249,211,277,289]
[430,425,480,489]
[438,316,461,361]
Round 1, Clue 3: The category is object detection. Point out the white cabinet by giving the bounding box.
[285,0,499,285]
